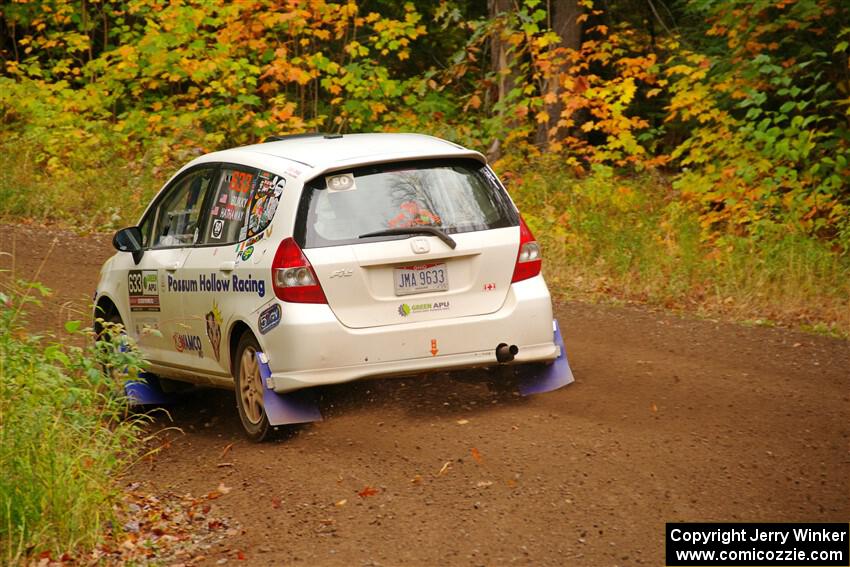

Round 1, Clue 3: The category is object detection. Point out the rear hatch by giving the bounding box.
[295,158,520,328]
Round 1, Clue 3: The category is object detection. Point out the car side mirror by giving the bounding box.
[113,226,144,264]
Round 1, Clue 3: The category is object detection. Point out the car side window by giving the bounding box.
[150,168,217,249]
[202,167,255,245]
[202,167,285,245]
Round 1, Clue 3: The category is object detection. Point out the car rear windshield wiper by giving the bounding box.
[358,226,457,249]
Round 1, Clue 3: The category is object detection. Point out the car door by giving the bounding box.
[177,165,283,378]
[129,166,218,369]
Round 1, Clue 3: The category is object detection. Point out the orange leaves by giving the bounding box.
[206,483,232,500]
[357,486,379,498]
[465,94,482,110]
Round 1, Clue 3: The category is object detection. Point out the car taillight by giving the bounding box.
[511,216,542,283]
[271,238,328,303]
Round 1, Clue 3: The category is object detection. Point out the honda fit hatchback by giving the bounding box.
[95,133,559,440]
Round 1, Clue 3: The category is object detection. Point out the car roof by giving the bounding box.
[196,133,487,178]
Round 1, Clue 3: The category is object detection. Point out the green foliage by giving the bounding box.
[0,279,149,562]
[666,0,850,241]
[506,161,850,335]
[0,0,847,328]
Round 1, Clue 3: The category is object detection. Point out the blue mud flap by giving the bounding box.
[517,320,575,396]
[256,351,323,426]
[125,373,175,406]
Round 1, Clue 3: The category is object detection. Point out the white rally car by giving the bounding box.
[96,133,566,440]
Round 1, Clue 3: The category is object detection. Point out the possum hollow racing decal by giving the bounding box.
[165,273,266,297]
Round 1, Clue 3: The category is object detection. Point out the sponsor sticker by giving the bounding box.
[165,273,266,297]
[205,301,223,361]
[258,303,282,335]
[210,218,225,240]
[128,269,160,312]
[397,301,450,317]
[173,333,203,357]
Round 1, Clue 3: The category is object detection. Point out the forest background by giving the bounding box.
[1,0,849,334]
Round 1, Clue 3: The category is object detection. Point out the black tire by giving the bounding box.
[234,332,271,442]
[94,306,123,342]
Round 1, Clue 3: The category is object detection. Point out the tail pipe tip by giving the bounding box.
[496,343,519,363]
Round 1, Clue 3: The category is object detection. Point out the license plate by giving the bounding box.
[394,263,448,296]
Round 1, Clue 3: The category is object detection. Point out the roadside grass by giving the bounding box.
[0,128,167,233]
[507,162,850,338]
[0,278,149,564]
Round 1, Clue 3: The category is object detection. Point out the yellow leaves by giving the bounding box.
[535,111,550,124]
[620,77,636,105]
[369,102,387,119]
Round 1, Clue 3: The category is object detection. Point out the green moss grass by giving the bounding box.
[0,281,148,563]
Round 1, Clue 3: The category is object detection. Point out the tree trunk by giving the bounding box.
[487,0,516,161]
[535,0,584,147]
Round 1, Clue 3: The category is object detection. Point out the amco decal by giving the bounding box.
[173,333,204,358]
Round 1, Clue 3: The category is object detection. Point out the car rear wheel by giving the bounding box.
[234,332,271,442]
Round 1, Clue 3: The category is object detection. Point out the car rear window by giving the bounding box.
[295,159,518,248]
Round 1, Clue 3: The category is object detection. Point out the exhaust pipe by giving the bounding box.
[495,343,519,363]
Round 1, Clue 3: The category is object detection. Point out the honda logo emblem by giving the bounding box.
[411,238,430,254]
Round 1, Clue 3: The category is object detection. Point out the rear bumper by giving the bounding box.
[260,275,557,393]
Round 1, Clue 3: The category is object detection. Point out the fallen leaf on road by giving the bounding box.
[335,498,348,507]
[358,486,379,498]
[471,448,483,463]
[456,419,469,425]
[437,461,451,476]
[650,402,658,413]
[411,474,423,484]
[237,550,246,561]
[219,443,234,459]
[207,483,232,500]
[476,480,493,488]
[271,497,281,509]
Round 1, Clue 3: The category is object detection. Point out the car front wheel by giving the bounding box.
[234,332,271,442]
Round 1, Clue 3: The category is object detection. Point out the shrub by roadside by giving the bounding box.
[506,161,850,338]
[0,279,148,564]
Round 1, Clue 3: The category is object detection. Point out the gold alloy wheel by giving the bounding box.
[239,346,264,424]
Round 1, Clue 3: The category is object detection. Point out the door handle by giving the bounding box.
[165,262,181,271]
[219,261,236,272]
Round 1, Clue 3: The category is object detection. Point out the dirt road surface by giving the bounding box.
[2,223,849,566]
